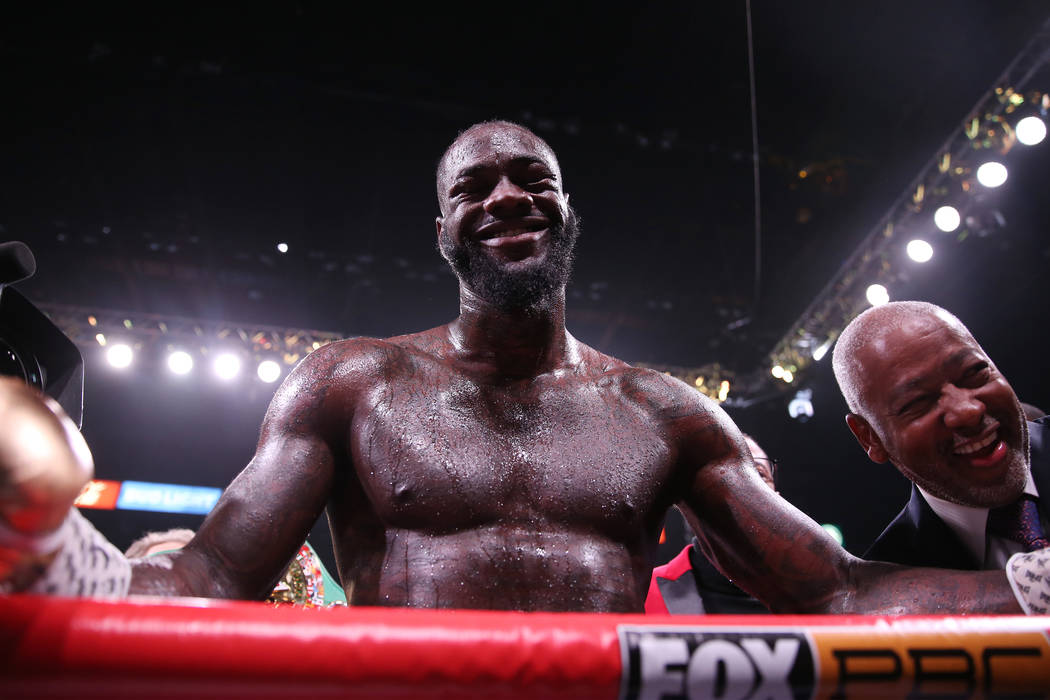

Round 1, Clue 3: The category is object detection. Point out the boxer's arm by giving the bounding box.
[0,377,94,590]
[671,388,1022,614]
[129,344,352,599]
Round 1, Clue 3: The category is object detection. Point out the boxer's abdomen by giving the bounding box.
[367,524,644,612]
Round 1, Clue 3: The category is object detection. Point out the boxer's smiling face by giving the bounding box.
[848,311,1029,508]
[435,123,579,310]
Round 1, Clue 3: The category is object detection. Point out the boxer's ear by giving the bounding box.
[435,217,443,239]
[845,413,889,463]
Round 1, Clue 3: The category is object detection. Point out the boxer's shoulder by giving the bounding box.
[288,334,430,382]
[588,359,717,419]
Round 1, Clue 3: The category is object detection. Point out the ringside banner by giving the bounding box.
[618,619,1050,699]
[3,598,1049,698]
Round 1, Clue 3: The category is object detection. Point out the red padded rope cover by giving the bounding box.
[1,595,1048,699]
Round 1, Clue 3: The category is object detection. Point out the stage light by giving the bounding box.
[782,369,794,383]
[213,353,241,380]
[788,388,812,420]
[95,333,106,346]
[771,365,785,379]
[277,242,289,253]
[933,205,961,232]
[976,161,1008,188]
[106,343,133,369]
[167,350,194,375]
[1016,115,1046,146]
[812,338,832,362]
[257,359,282,383]
[866,283,889,306]
[906,239,934,263]
[821,523,844,546]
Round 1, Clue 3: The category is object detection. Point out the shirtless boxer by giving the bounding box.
[4,121,1038,613]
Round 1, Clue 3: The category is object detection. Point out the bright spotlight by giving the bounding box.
[812,338,832,362]
[167,350,194,375]
[1016,116,1047,146]
[277,242,289,253]
[257,359,282,383]
[214,353,241,380]
[933,205,960,232]
[976,161,1008,188]
[866,283,890,306]
[906,239,934,263]
[771,365,785,379]
[106,343,133,369]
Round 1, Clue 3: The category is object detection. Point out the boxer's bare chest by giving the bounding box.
[347,358,676,538]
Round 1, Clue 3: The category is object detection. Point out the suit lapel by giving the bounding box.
[905,486,981,569]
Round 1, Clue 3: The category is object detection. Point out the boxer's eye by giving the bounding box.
[450,180,484,200]
[519,164,557,191]
[524,177,556,192]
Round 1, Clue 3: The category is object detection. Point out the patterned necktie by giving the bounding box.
[987,495,1050,552]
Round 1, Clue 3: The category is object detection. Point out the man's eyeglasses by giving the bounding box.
[751,456,779,485]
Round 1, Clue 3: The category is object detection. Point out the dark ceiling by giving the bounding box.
[4,2,1050,559]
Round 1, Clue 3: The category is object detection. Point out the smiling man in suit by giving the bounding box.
[833,301,1049,571]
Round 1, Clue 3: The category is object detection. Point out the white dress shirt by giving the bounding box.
[917,471,1039,569]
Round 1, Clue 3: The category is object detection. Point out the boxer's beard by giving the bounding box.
[439,206,581,311]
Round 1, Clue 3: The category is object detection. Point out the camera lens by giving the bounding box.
[0,337,43,390]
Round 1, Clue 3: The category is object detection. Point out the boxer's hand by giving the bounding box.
[0,377,93,584]
[1005,547,1050,614]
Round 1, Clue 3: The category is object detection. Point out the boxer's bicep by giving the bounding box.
[683,461,850,612]
[197,429,337,599]
[678,438,1022,615]
[673,408,850,613]
[130,350,347,599]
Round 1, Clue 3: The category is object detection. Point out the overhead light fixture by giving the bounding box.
[906,239,934,263]
[976,161,1008,188]
[167,350,194,375]
[933,205,961,232]
[257,359,282,383]
[865,283,890,306]
[811,338,832,362]
[276,242,289,253]
[106,343,133,369]
[1015,115,1046,146]
[213,353,241,380]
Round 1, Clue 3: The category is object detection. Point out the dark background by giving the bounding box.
[4,2,1050,575]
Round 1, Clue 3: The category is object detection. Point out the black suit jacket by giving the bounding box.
[863,419,1050,569]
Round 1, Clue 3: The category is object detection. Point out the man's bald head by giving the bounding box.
[435,120,561,215]
[832,301,972,420]
[832,300,1029,508]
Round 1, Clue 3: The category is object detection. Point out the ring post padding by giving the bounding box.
[1,595,1048,698]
